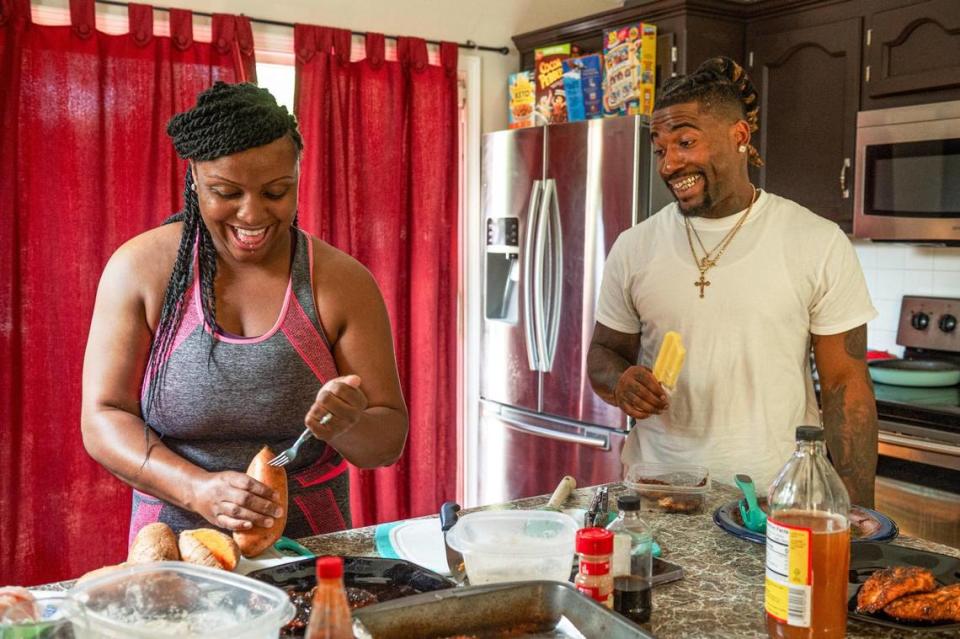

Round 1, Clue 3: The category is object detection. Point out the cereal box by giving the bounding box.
[508,71,536,129]
[562,54,604,122]
[535,44,578,125]
[603,23,657,117]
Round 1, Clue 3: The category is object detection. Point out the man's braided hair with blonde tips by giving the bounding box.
[143,82,304,423]
[655,56,764,168]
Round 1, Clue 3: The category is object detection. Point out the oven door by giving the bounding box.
[853,101,960,242]
[874,420,960,548]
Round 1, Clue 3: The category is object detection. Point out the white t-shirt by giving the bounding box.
[596,190,877,491]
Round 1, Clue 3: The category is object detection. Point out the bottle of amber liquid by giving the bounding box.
[765,426,851,639]
[305,556,353,639]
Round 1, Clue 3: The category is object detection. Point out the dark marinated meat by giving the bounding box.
[657,496,700,513]
[346,586,379,609]
[882,583,960,623]
[856,566,937,613]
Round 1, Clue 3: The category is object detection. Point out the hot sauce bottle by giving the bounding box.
[305,556,353,639]
[765,426,851,639]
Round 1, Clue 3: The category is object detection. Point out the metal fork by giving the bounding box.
[268,414,331,467]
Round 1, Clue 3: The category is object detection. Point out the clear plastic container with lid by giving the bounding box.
[66,561,295,639]
[444,510,577,585]
[606,495,653,623]
[624,462,710,514]
[765,426,850,639]
[574,528,614,609]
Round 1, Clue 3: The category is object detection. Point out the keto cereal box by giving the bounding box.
[562,54,604,122]
[603,23,657,116]
[535,44,578,125]
[508,71,536,129]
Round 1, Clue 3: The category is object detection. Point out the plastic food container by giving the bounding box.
[444,511,577,585]
[0,592,75,638]
[66,562,295,639]
[624,462,710,514]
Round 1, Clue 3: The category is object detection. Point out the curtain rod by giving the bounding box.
[94,0,511,55]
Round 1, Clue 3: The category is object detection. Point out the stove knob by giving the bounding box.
[910,312,930,330]
[939,314,957,333]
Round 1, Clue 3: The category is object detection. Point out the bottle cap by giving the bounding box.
[617,495,642,511]
[576,527,613,555]
[316,556,343,579]
[796,425,825,442]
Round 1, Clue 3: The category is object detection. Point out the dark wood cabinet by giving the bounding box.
[747,18,862,230]
[862,0,960,109]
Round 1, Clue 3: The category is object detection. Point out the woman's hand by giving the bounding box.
[614,365,668,420]
[305,374,367,442]
[192,470,284,532]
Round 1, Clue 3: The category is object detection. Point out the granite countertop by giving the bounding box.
[297,482,960,639]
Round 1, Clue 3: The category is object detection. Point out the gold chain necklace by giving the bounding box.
[684,186,758,298]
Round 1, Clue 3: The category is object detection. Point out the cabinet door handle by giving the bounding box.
[840,158,850,199]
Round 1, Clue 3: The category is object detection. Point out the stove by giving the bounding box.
[873,295,960,438]
[872,295,960,549]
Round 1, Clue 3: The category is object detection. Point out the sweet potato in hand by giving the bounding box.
[233,446,288,558]
[128,522,180,563]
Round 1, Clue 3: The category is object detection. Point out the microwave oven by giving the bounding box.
[853,100,960,243]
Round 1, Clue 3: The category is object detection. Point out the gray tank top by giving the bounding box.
[130,229,350,545]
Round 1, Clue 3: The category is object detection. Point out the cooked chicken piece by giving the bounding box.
[855,566,937,613]
[883,583,960,623]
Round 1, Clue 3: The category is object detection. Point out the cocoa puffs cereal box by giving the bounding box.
[535,44,578,125]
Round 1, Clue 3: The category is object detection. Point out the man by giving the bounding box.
[587,57,879,506]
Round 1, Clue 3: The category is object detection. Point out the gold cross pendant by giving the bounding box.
[695,273,711,298]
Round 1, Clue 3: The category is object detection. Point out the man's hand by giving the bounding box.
[614,365,669,420]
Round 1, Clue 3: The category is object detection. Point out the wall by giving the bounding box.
[36,0,621,133]
[854,241,960,355]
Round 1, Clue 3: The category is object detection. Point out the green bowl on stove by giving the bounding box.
[868,359,960,388]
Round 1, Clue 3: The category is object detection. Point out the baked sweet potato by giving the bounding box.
[127,522,180,563]
[179,528,240,571]
[75,562,130,586]
[232,446,288,558]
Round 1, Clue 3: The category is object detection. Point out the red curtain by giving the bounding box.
[294,26,459,526]
[0,0,254,586]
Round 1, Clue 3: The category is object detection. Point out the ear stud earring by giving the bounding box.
[738,144,747,153]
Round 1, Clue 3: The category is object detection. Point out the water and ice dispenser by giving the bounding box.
[485,217,520,322]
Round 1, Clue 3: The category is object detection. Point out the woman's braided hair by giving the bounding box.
[143,81,303,421]
[655,56,764,167]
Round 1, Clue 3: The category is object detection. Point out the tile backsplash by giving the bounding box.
[853,240,960,356]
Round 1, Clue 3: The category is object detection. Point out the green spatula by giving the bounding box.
[735,473,767,534]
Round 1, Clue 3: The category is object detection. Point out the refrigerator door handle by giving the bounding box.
[533,179,553,372]
[498,413,610,450]
[544,179,563,372]
[522,180,543,371]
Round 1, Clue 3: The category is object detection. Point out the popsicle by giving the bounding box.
[652,331,686,390]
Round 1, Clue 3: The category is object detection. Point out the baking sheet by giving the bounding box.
[352,580,654,639]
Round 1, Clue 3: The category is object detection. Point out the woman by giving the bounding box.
[81,82,408,544]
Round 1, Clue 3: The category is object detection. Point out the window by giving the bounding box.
[256,62,296,112]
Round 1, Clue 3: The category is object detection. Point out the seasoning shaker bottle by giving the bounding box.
[607,494,654,623]
[574,528,614,609]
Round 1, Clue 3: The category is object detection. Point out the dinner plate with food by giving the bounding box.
[712,498,898,544]
[848,542,960,632]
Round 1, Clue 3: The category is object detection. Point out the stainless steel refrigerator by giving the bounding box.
[475,116,670,504]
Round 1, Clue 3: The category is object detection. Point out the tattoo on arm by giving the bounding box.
[844,326,867,358]
[816,325,878,508]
